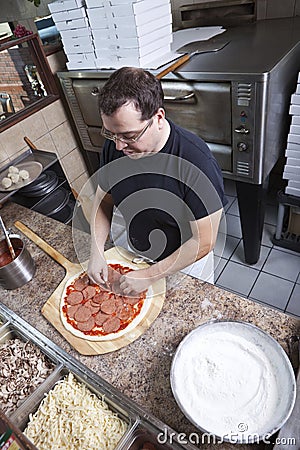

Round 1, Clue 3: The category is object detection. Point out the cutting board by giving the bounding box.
[14,221,166,355]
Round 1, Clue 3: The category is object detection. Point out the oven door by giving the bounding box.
[72,78,233,173]
[161,80,232,172]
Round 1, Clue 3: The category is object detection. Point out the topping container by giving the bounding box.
[12,367,132,450]
[0,324,59,416]
[0,234,36,290]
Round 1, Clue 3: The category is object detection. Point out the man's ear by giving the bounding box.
[156,107,166,129]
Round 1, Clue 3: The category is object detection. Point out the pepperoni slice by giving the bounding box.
[102,316,121,333]
[66,291,83,305]
[92,293,103,304]
[82,285,97,299]
[123,295,141,305]
[116,304,134,321]
[114,296,124,308]
[84,300,100,315]
[74,305,92,322]
[74,274,90,291]
[76,316,95,332]
[94,311,110,326]
[101,299,116,315]
[67,304,79,319]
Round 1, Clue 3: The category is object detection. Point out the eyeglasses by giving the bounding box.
[101,119,153,143]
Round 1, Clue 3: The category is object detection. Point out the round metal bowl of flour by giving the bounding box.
[170,320,296,444]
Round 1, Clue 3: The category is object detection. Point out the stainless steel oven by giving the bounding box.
[57,17,300,264]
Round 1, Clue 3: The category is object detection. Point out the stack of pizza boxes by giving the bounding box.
[48,0,96,70]
[86,0,173,68]
[285,72,300,197]
[48,0,173,69]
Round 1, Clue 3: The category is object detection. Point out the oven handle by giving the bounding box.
[164,92,196,102]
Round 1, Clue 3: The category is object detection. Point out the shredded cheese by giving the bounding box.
[24,373,127,449]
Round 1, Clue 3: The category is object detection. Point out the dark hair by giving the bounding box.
[98,67,164,120]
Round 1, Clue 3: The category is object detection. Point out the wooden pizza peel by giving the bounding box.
[14,221,166,355]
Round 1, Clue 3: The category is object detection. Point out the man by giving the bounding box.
[88,67,227,295]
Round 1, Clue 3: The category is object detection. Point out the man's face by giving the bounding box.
[101,102,166,159]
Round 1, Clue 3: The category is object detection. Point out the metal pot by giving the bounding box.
[0,235,36,290]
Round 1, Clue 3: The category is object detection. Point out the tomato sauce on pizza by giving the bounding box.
[61,263,147,338]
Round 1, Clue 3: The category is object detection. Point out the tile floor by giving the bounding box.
[214,178,300,317]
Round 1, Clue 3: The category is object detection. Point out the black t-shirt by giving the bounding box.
[99,120,227,261]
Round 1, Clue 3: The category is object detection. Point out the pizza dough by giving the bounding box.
[60,260,152,341]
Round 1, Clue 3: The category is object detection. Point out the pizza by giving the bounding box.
[60,260,152,341]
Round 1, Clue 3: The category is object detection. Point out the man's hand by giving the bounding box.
[87,252,108,286]
[119,269,152,295]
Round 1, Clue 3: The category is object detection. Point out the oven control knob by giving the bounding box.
[91,87,99,96]
[237,142,248,152]
[234,125,250,134]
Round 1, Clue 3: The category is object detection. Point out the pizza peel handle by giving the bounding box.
[14,221,75,272]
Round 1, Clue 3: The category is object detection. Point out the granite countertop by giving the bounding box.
[1,201,300,450]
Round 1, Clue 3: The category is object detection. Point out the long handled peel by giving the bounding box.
[156,39,229,79]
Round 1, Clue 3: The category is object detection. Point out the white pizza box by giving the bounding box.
[87,9,117,29]
[286,157,300,167]
[291,93,300,105]
[94,47,118,58]
[66,51,97,69]
[285,149,300,158]
[109,0,170,17]
[67,51,95,61]
[87,6,110,20]
[288,180,300,189]
[296,83,300,95]
[113,24,172,48]
[62,33,93,48]
[101,3,171,28]
[94,55,119,68]
[290,124,300,135]
[48,0,85,13]
[113,14,172,38]
[287,133,300,145]
[287,141,300,151]
[298,73,300,83]
[112,34,172,58]
[94,31,172,57]
[55,16,89,31]
[283,170,300,181]
[93,34,118,48]
[284,164,300,174]
[285,186,300,197]
[290,104,300,115]
[85,0,104,7]
[51,6,87,23]
[60,27,92,39]
[91,27,112,39]
[67,59,97,69]
[63,40,95,54]
[292,115,300,126]
[116,43,172,67]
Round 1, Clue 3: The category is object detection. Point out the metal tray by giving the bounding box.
[0,162,43,192]
[0,324,59,417]
[12,366,134,450]
[0,312,7,329]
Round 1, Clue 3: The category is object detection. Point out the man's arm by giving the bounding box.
[88,186,114,284]
[119,208,223,294]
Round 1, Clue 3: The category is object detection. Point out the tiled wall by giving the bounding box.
[0,99,89,196]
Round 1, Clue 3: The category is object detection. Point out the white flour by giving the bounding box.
[172,326,282,439]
